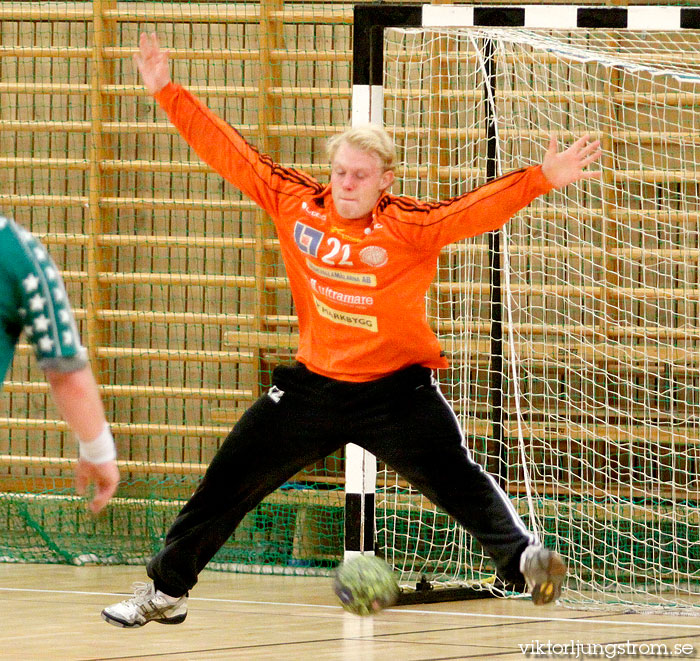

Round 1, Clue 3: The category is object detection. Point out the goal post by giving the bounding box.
[350,3,700,613]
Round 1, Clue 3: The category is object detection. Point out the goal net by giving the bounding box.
[376,17,700,613]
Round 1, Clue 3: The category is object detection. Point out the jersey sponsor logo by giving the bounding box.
[301,200,326,221]
[309,278,374,308]
[306,258,377,287]
[313,295,378,332]
[328,225,362,244]
[294,221,324,257]
[359,245,388,267]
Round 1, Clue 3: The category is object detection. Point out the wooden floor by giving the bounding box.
[1,565,699,660]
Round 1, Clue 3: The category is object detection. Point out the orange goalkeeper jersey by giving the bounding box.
[156,83,553,382]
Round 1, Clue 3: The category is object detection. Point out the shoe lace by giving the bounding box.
[126,581,155,604]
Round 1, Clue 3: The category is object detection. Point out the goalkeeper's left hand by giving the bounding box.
[541,134,602,189]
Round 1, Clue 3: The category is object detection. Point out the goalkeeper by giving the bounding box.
[102,32,602,628]
[0,215,119,513]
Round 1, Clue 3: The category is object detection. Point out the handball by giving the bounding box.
[333,554,399,616]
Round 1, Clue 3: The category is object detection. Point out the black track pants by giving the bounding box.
[147,363,533,597]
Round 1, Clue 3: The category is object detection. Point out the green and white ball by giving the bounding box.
[333,555,399,616]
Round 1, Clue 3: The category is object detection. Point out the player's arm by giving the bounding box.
[392,134,601,249]
[134,32,295,216]
[44,367,119,514]
[14,224,119,513]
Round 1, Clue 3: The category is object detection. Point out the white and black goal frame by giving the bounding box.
[344,3,700,605]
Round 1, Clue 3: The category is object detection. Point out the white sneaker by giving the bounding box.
[519,544,566,605]
[101,582,188,628]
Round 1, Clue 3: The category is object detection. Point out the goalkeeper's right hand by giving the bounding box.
[134,32,171,96]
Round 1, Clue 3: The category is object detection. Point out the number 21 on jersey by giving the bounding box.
[322,237,353,266]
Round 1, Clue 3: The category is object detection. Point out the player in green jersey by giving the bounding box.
[0,215,119,513]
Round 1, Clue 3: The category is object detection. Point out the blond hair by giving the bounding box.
[326,124,396,172]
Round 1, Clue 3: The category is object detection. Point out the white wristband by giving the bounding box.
[79,423,117,464]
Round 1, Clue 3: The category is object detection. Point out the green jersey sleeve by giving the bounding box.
[0,216,87,382]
